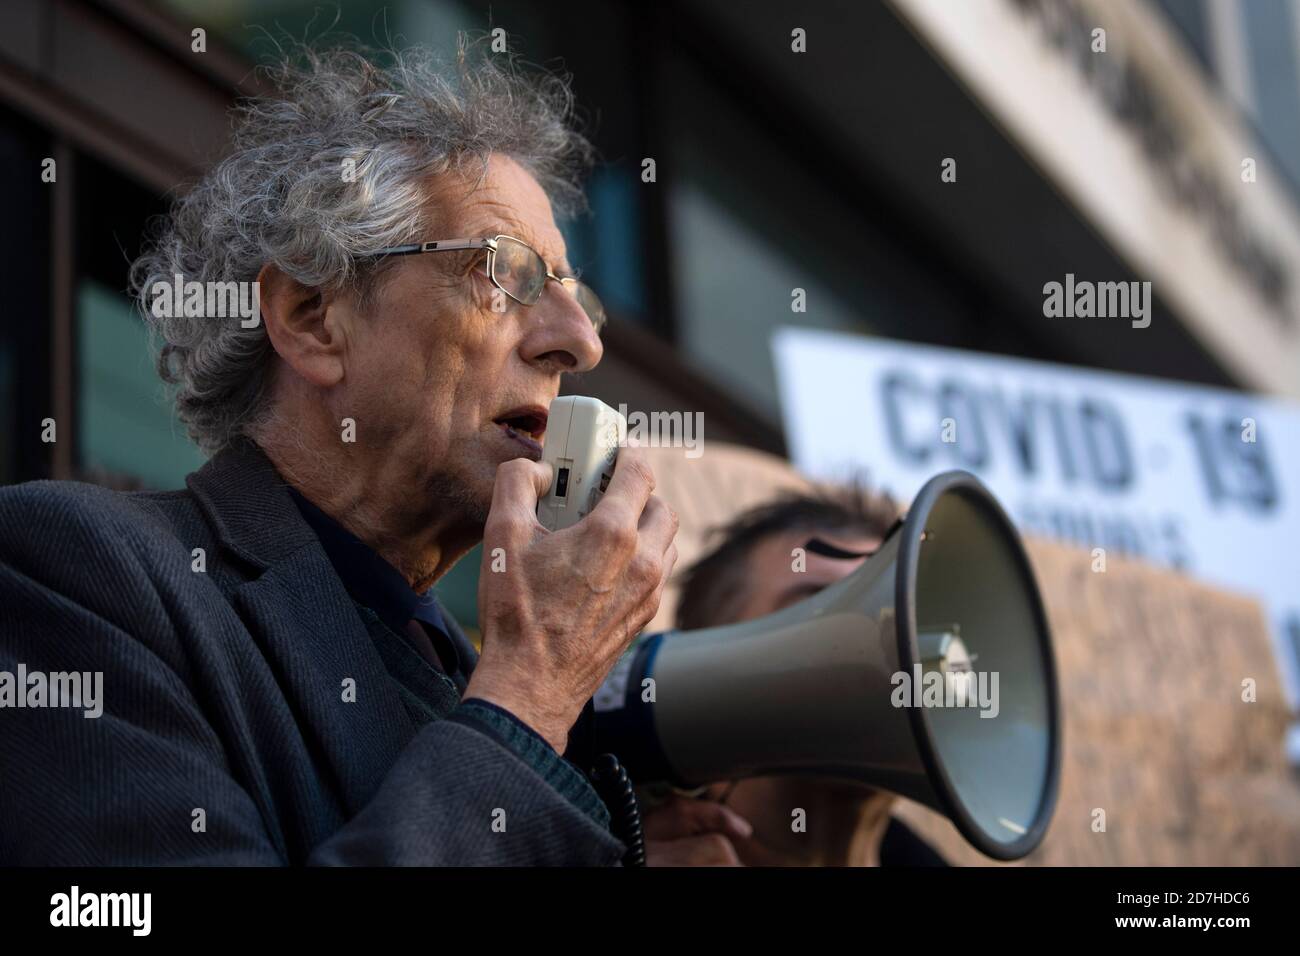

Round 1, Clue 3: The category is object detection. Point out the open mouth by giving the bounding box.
[493,407,548,452]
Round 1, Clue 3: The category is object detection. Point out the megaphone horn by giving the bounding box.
[592,470,1062,861]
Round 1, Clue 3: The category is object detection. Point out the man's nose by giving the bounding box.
[521,282,603,372]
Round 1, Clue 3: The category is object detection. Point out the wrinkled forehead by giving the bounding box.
[424,155,572,271]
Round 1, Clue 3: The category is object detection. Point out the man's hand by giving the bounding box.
[643,794,753,866]
[464,447,678,752]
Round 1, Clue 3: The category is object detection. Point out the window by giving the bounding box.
[662,56,973,424]
[76,281,205,489]
[1154,0,1214,72]
[1240,0,1300,195]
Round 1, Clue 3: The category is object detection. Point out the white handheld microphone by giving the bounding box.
[537,396,626,531]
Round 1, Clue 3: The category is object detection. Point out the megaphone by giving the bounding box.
[592,470,1061,860]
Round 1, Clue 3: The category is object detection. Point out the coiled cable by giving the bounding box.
[590,753,646,867]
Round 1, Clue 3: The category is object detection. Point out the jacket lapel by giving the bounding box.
[187,440,417,813]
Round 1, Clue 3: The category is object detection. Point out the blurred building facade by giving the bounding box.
[2,0,1298,625]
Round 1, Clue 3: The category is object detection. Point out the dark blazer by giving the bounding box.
[0,440,624,865]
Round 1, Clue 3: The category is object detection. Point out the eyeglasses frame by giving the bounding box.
[366,234,605,332]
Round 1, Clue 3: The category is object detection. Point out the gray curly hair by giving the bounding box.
[130,37,595,454]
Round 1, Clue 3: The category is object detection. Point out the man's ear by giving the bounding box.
[257,262,346,388]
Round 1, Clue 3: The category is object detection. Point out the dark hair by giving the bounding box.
[674,484,901,630]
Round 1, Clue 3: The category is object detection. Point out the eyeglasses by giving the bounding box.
[368,234,607,333]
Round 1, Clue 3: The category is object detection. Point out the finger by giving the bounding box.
[635,541,677,625]
[685,799,754,841]
[486,458,553,539]
[591,447,656,527]
[637,544,677,628]
[642,796,699,840]
[645,834,743,867]
[636,495,678,556]
[643,794,753,841]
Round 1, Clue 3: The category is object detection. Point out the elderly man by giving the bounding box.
[0,43,679,865]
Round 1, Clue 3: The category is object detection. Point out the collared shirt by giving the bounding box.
[288,487,469,687]
[287,488,611,829]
